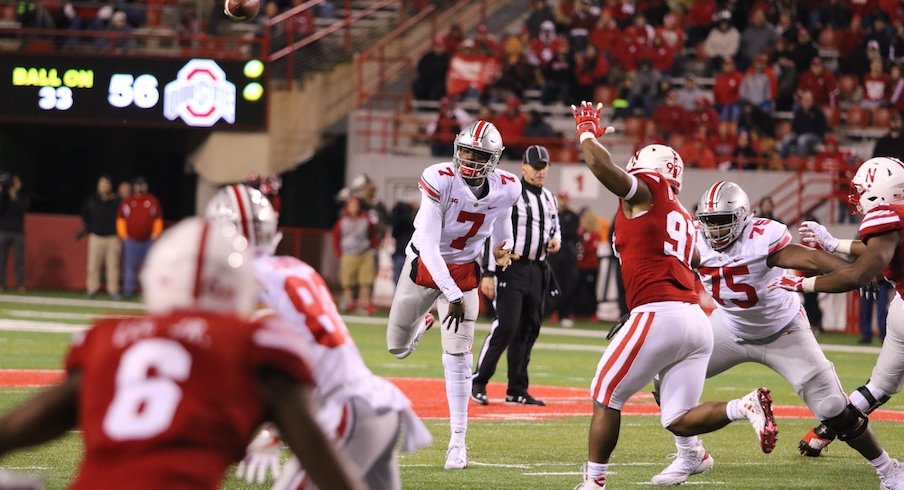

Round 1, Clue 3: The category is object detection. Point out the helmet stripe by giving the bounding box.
[230,184,253,247]
[707,181,725,211]
[192,221,210,300]
[472,120,487,145]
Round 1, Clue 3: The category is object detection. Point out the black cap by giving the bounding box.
[132,176,147,185]
[523,145,550,168]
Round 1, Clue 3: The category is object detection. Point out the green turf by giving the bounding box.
[0,298,902,489]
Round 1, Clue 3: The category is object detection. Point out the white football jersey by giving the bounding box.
[253,255,412,424]
[412,162,522,263]
[696,218,800,340]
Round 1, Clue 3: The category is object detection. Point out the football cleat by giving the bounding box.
[444,444,468,470]
[651,446,715,486]
[739,387,778,453]
[394,313,434,360]
[880,459,904,490]
[798,425,834,457]
[574,478,606,489]
[505,393,546,406]
[471,384,489,405]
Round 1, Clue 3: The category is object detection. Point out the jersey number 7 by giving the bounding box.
[450,211,485,250]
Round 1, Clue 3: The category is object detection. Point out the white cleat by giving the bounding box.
[739,387,778,453]
[394,313,435,360]
[651,446,714,486]
[880,459,904,490]
[444,444,468,470]
[574,478,606,489]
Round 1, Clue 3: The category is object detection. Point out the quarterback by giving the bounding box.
[386,120,521,470]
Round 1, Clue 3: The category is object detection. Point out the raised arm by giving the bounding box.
[766,243,853,273]
[571,101,653,206]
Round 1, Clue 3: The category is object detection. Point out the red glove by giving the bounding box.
[767,275,805,292]
[570,101,615,138]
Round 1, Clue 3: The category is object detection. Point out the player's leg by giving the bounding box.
[340,398,403,490]
[437,288,479,470]
[652,312,746,485]
[386,257,440,359]
[473,267,525,402]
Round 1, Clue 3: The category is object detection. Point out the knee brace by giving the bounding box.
[821,404,869,442]
[856,384,891,415]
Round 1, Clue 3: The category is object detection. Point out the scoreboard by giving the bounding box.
[0,54,267,129]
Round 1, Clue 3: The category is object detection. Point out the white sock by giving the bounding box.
[586,461,608,481]
[443,352,472,447]
[850,383,886,415]
[726,399,744,421]
[871,451,893,476]
[676,435,701,451]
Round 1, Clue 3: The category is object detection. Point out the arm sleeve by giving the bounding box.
[481,238,494,276]
[151,217,163,239]
[116,218,127,240]
[411,192,463,302]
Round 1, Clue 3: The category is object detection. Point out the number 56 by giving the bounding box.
[108,74,159,109]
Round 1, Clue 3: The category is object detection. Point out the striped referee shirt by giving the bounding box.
[485,180,560,273]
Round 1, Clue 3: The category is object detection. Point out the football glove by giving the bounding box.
[767,275,805,292]
[237,424,283,484]
[570,101,615,138]
[798,221,839,252]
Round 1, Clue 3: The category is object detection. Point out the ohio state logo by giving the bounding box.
[163,59,236,127]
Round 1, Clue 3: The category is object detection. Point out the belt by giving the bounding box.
[515,258,545,265]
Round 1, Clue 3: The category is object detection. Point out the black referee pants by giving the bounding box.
[474,260,547,396]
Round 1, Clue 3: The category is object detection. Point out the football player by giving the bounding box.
[571,102,776,490]
[206,184,431,490]
[773,157,904,482]
[650,181,903,489]
[386,120,521,470]
[0,218,362,490]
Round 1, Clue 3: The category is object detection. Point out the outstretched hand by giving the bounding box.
[570,101,615,139]
[798,221,839,252]
[767,275,806,292]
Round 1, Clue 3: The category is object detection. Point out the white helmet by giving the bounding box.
[848,156,904,214]
[696,181,752,250]
[453,120,504,180]
[626,144,684,193]
[141,217,256,316]
[206,183,281,255]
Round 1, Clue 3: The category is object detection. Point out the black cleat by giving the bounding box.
[505,393,546,406]
[471,385,489,405]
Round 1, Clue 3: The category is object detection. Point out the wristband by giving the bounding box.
[835,239,853,255]
[580,131,597,143]
[802,276,816,293]
[622,174,638,201]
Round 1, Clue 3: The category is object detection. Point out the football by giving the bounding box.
[224,0,260,21]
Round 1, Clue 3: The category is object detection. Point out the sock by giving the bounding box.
[726,399,744,421]
[586,462,608,482]
[676,435,701,451]
[443,352,472,447]
[871,451,893,477]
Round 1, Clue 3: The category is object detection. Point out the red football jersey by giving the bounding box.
[65,310,314,490]
[613,170,699,309]
[859,204,904,298]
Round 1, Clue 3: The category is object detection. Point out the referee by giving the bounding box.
[472,145,560,406]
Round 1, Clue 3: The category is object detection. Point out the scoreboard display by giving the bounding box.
[0,54,267,129]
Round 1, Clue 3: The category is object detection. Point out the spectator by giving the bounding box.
[814,134,858,223]
[678,130,717,169]
[688,96,720,136]
[732,130,760,170]
[702,11,740,75]
[389,199,417,285]
[812,0,851,30]
[549,191,580,327]
[739,9,776,69]
[839,17,868,74]
[572,43,609,104]
[523,110,559,143]
[567,0,595,53]
[427,97,470,157]
[442,23,464,53]
[413,38,450,101]
[491,97,529,158]
[647,35,677,74]
[588,9,619,54]
[0,174,28,292]
[116,176,162,299]
[610,28,643,77]
[656,11,685,52]
[866,15,894,59]
[686,0,717,46]
[117,180,131,199]
[540,40,574,105]
[714,57,745,120]
[575,208,601,315]
[775,54,799,111]
[80,175,121,299]
[873,112,904,165]
[889,65,904,113]
[332,196,377,314]
[628,59,660,116]
[757,196,777,221]
[737,100,774,137]
[791,27,820,72]
[524,0,555,38]
[493,36,538,101]
[552,0,575,26]
[862,58,890,109]
[676,76,708,111]
[472,23,500,57]
[709,120,736,167]
[652,90,687,139]
[105,10,135,52]
[797,57,839,107]
[15,0,53,28]
[349,174,389,239]
[782,90,827,157]
[528,20,567,68]
[740,54,774,112]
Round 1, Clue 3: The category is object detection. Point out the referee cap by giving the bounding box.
[523,145,550,169]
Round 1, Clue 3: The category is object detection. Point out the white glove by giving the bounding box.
[237,424,283,484]
[798,221,839,252]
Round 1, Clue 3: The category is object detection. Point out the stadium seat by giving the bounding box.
[594,85,617,106]
[872,107,892,128]
[845,106,870,128]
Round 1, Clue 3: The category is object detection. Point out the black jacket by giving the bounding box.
[81,193,120,236]
[0,190,29,234]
